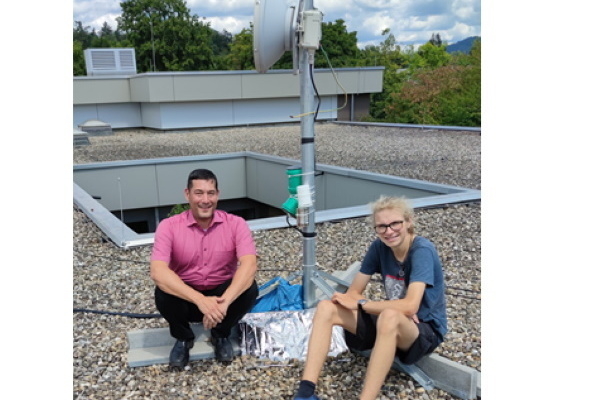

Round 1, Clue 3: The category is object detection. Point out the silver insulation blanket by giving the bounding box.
[239,308,349,361]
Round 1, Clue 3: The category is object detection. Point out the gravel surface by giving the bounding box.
[73,123,481,399]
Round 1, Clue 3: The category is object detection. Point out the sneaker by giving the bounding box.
[169,339,194,368]
[210,336,234,363]
[293,395,320,400]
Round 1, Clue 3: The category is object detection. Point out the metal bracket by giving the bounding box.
[355,349,434,391]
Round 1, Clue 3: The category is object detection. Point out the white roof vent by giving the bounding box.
[78,119,113,136]
[84,48,137,76]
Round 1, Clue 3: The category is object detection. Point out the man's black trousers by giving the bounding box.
[154,279,258,341]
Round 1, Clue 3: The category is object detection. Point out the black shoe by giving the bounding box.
[169,339,194,368]
[210,336,233,363]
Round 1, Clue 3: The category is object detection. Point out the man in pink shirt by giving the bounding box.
[150,169,258,367]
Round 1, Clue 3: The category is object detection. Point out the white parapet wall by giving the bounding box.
[73,68,384,130]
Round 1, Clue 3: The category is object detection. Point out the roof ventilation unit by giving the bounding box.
[84,48,137,76]
[73,128,90,146]
[78,119,113,136]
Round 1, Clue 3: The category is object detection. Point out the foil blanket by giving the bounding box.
[239,308,349,361]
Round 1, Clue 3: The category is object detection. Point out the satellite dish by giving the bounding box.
[253,0,300,73]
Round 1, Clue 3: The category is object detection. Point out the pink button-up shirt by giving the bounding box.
[151,209,257,290]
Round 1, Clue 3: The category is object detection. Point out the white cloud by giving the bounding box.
[445,22,479,42]
[454,6,475,20]
[319,0,355,12]
[72,0,480,47]
[415,14,454,30]
[361,12,394,37]
[357,39,380,48]
[73,0,120,18]
[451,0,480,26]
[187,0,253,15]
[394,32,424,46]
[205,15,253,33]
[354,0,405,10]
[188,0,250,8]
[90,13,120,31]
[73,0,121,30]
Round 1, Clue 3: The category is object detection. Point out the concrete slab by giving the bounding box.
[127,322,480,399]
[127,324,240,368]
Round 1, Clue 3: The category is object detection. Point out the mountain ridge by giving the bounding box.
[446,36,480,53]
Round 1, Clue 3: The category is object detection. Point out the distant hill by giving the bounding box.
[446,36,480,54]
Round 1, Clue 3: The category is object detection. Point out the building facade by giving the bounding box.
[73,68,384,130]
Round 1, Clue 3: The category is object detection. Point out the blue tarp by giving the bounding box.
[251,277,304,313]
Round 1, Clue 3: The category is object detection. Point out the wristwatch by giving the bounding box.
[357,299,368,311]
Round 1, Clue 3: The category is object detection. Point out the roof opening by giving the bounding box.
[73,152,480,248]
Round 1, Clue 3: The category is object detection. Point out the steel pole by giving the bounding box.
[300,0,317,309]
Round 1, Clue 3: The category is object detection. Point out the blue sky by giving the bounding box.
[73,0,481,49]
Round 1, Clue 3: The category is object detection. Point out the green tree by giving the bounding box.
[210,29,233,69]
[264,19,360,71]
[117,0,214,72]
[225,27,254,70]
[90,21,127,48]
[388,65,462,124]
[428,33,442,47]
[73,40,86,76]
[411,41,452,70]
[73,21,97,76]
[385,39,481,126]
[316,19,359,68]
[355,44,382,67]
[211,29,233,57]
[439,39,481,126]
[73,21,95,48]
[168,203,190,216]
[360,29,411,120]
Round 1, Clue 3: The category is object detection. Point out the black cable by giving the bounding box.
[446,285,480,294]
[284,212,304,235]
[73,280,479,321]
[445,287,480,301]
[309,63,321,122]
[445,293,480,301]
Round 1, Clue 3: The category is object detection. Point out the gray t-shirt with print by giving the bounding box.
[360,236,448,339]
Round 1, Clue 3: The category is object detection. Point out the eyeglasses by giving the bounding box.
[374,220,404,234]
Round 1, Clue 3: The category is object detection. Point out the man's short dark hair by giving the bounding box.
[187,169,219,190]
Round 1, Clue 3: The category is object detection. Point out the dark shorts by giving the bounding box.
[344,308,442,365]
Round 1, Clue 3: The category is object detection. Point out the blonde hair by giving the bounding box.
[368,195,416,234]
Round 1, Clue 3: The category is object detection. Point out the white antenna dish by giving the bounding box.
[253,0,300,73]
